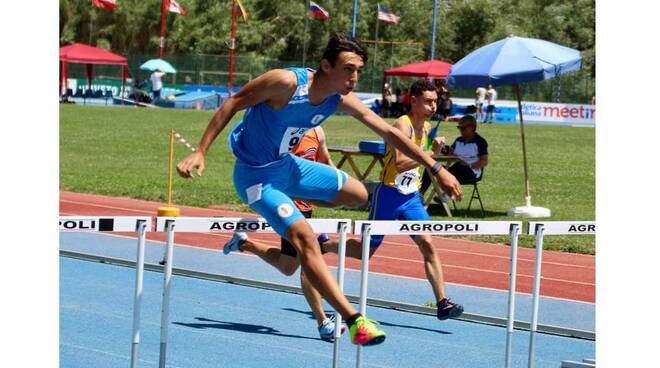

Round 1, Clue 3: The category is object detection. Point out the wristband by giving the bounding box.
[430,161,443,175]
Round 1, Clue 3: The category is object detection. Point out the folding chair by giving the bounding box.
[453,170,485,217]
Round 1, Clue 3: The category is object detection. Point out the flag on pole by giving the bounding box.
[309,1,331,21]
[165,0,187,16]
[236,0,249,24]
[92,0,117,10]
[377,4,399,24]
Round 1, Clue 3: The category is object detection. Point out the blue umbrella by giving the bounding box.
[447,36,582,218]
[140,59,177,74]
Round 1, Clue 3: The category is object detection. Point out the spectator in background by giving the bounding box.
[382,82,393,117]
[150,68,165,101]
[446,115,488,184]
[402,88,411,114]
[485,84,497,124]
[438,90,453,122]
[475,86,487,123]
[393,87,403,117]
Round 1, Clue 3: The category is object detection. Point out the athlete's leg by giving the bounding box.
[285,219,358,319]
[237,239,300,276]
[413,234,446,301]
[300,270,327,325]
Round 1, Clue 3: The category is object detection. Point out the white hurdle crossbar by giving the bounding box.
[59,216,152,368]
[154,217,352,368]
[526,222,595,368]
[353,221,521,368]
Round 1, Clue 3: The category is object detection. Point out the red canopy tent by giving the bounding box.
[59,43,128,97]
[384,60,453,78]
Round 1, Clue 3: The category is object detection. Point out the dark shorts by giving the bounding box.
[486,105,495,113]
[448,163,480,184]
[280,210,312,257]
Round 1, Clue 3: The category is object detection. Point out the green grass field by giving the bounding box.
[60,105,595,254]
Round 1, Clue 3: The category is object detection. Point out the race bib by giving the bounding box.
[279,127,308,155]
[394,170,420,195]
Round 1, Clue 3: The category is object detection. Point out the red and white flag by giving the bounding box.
[92,0,117,10]
[165,0,187,16]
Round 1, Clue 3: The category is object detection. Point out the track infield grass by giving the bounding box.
[60,105,595,254]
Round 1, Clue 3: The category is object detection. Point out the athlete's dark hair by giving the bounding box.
[320,31,368,67]
[409,79,437,98]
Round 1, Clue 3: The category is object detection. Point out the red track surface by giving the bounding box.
[60,191,595,303]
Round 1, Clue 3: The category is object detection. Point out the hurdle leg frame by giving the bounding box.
[355,223,372,368]
[130,220,148,368]
[527,225,545,368]
[505,223,521,368]
[159,220,176,368]
[332,222,349,368]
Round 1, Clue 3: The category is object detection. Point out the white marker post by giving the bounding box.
[332,221,350,368]
[130,219,148,368]
[159,220,175,368]
[505,223,521,368]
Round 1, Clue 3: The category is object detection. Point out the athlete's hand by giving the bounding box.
[435,168,463,201]
[176,151,206,178]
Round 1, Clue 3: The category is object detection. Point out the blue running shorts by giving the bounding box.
[368,183,431,248]
[233,153,348,238]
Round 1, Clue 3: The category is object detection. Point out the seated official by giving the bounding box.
[446,115,488,183]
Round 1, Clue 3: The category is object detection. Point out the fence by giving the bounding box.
[62,52,594,104]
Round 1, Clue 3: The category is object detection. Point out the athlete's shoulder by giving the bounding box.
[258,69,298,90]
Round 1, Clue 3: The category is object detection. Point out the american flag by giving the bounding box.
[309,1,331,21]
[377,4,399,24]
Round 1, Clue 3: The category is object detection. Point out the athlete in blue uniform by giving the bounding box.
[176,32,463,346]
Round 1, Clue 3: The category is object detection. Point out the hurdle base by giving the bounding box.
[157,206,181,217]
[507,205,551,218]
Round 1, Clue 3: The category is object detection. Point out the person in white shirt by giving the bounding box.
[475,86,486,123]
[150,69,165,100]
[485,84,497,124]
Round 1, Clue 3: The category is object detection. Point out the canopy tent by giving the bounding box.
[384,60,453,78]
[59,43,128,97]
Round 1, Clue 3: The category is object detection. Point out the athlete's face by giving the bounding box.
[411,90,438,119]
[323,51,364,95]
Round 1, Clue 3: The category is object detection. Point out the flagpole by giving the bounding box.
[351,0,358,37]
[302,1,310,67]
[228,0,237,97]
[430,0,438,60]
[371,6,379,92]
[89,7,95,45]
[159,0,167,58]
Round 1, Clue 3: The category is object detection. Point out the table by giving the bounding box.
[328,145,385,181]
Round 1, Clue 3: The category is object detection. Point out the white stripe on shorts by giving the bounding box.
[335,168,344,191]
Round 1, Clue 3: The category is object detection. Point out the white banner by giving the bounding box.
[155,217,351,234]
[520,101,595,125]
[527,221,595,235]
[354,221,521,235]
[59,216,151,232]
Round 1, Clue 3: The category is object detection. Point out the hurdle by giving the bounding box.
[59,216,152,368]
[353,220,522,368]
[526,222,595,368]
[154,216,352,368]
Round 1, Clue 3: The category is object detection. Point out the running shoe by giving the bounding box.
[437,298,464,320]
[318,315,347,342]
[223,232,247,255]
[349,316,386,346]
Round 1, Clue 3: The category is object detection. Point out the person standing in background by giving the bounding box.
[485,84,497,124]
[475,86,487,123]
[150,68,165,101]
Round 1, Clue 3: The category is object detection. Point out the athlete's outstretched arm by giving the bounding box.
[338,93,463,200]
[176,69,297,178]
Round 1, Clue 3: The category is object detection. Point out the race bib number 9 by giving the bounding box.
[279,127,308,155]
[394,170,420,195]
